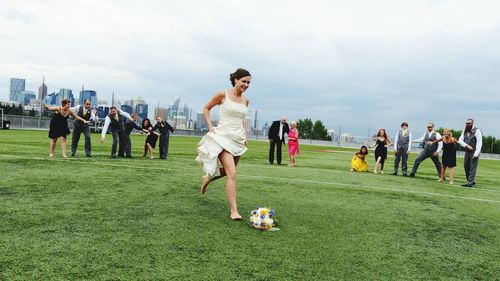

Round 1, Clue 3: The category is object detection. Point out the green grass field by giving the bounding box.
[1,130,499,280]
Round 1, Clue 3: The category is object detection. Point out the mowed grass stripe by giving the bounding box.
[2,153,500,203]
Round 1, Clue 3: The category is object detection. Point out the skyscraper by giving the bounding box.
[10,78,26,102]
[38,82,47,100]
[120,104,133,115]
[135,103,148,120]
[18,90,36,105]
[56,89,74,106]
[79,90,98,108]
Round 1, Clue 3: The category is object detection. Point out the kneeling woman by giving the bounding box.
[351,146,369,172]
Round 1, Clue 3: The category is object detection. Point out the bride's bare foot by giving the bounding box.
[230,213,242,220]
[201,176,210,194]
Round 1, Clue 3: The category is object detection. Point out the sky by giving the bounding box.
[1,0,499,138]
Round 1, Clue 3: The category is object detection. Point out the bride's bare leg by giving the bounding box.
[200,164,230,194]
[218,151,241,219]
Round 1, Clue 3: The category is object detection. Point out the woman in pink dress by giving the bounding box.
[288,121,300,166]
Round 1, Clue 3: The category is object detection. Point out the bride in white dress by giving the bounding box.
[196,68,251,220]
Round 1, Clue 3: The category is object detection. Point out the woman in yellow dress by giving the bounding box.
[351,146,369,172]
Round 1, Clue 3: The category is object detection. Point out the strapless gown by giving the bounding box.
[196,90,248,176]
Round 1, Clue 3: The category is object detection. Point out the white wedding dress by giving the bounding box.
[196,90,248,176]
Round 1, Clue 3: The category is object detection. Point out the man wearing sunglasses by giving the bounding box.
[409,122,442,178]
[458,119,482,187]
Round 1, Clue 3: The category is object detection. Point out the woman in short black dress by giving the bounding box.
[142,118,160,159]
[430,128,457,184]
[369,128,392,174]
[45,99,88,158]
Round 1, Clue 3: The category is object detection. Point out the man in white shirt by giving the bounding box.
[458,119,483,187]
[409,122,443,178]
[100,106,133,158]
[392,122,412,176]
[70,99,98,157]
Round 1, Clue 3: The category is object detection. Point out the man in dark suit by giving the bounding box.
[153,115,175,159]
[268,116,289,165]
[120,113,147,158]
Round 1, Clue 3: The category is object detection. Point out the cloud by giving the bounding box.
[0,0,499,137]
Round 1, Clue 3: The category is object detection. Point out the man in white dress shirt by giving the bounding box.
[70,99,98,157]
[100,106,133,158]
[458,119,482,187]
[409,122,442,178]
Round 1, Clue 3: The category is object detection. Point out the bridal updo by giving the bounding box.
[229,68,251,86]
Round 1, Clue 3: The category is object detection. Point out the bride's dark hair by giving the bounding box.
[229,68,251,86]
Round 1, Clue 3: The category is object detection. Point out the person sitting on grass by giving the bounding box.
[351,146,369,172]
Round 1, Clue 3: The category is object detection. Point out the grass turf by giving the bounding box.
[0,130,499,280]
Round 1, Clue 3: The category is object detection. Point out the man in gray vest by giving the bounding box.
[392,122,412,176]
[458,119,483,187]
[409,122,442,178]
[70,99,98,157]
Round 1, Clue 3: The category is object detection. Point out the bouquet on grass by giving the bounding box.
[248,205,279,231]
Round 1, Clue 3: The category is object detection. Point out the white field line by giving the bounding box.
[2,154,500,204]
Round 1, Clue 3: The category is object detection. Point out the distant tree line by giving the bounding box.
[0,102,53,117]
[296,118,331,141]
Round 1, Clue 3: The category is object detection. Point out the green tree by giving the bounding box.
[311,120,328,140]
[17,104,24,115]
[297,118,313,139]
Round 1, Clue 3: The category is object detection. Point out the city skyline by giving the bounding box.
[1,1,499,137]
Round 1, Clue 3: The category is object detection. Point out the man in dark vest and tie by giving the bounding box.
[409,122,442,178]
[100,106,133,158]
[392,121,412,176]
[121,113,148,158]
[153,115,175,159]
[268,116,289,165]
[458,119,483,187]
[70,99,98,157]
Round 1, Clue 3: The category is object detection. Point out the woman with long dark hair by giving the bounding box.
[196,68,251,220]
[369,128,392,174]
[142,118,160,159]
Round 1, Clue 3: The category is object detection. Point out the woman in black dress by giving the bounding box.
[430,128,457,184]
[142,118,160,159]
[45,99,88,158]
[369,128,392,174]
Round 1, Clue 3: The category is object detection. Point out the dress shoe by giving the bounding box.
[390,172,397,176]
[125,155,133,158]
[71,153,75,157]
[402,173,408,177]
[461,183,473,187]
[86,154,92,158]
[111,155,116,159]
[409,173,415,177]
[472,181,476,185]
